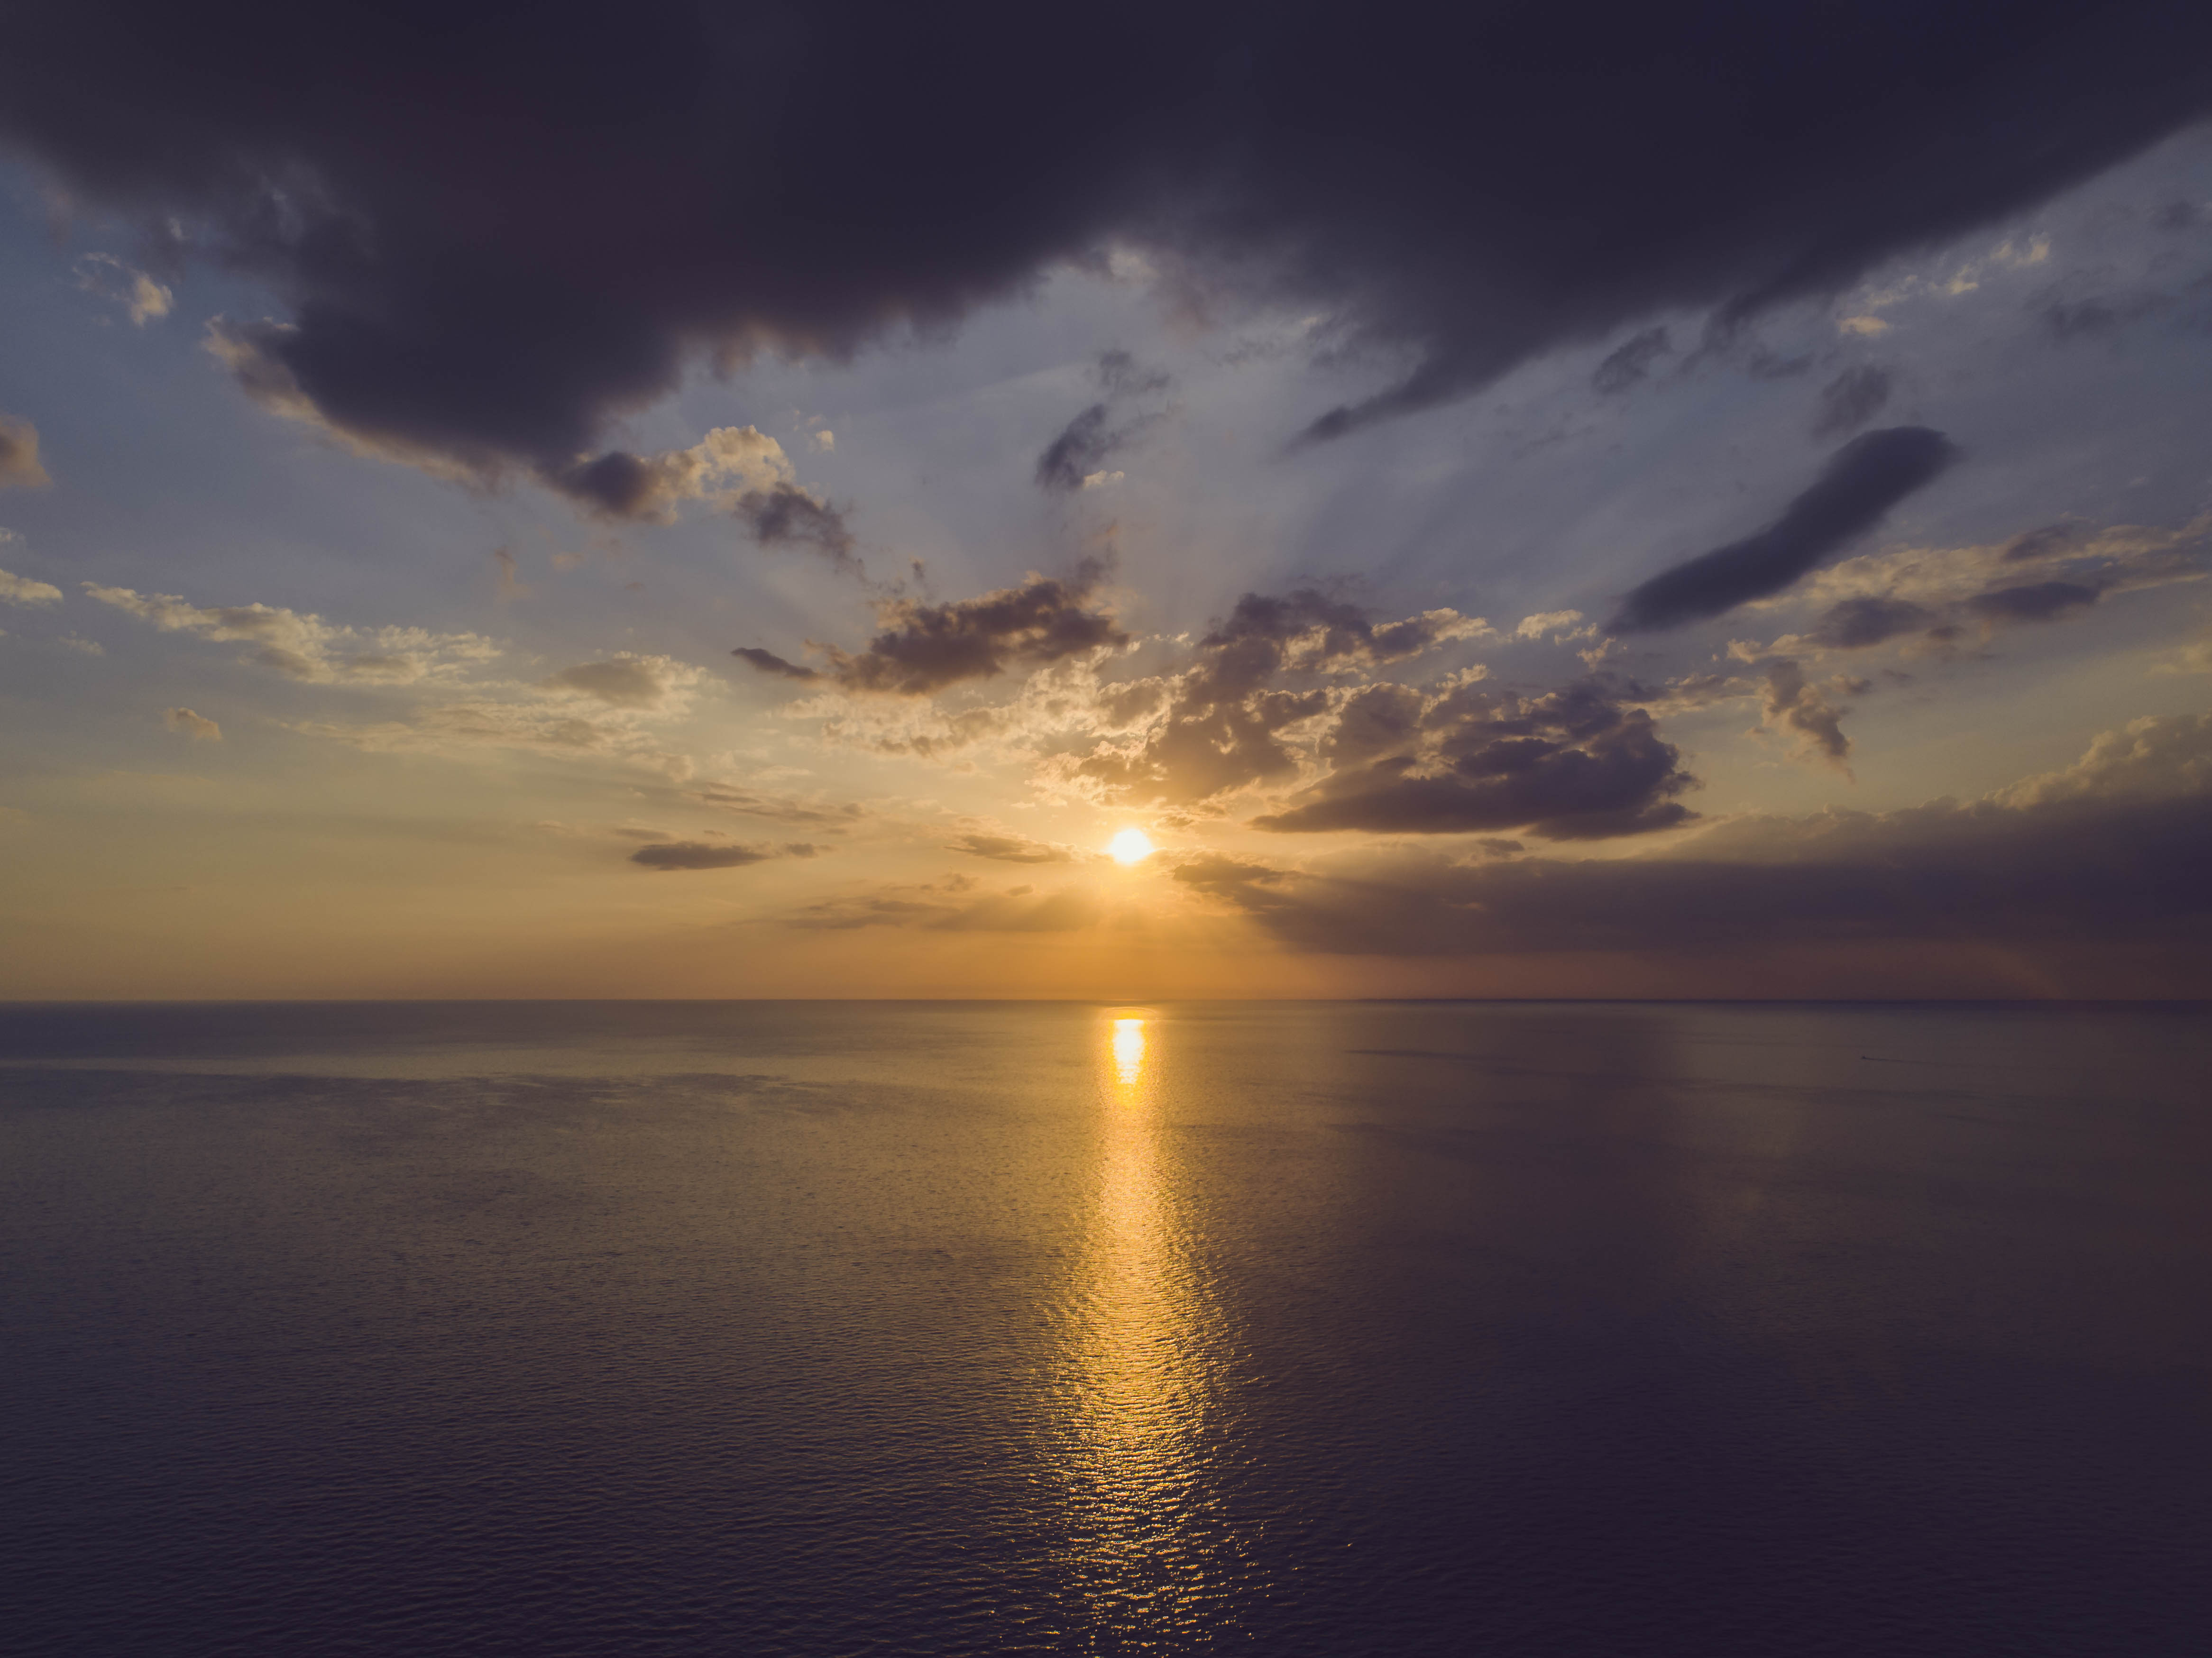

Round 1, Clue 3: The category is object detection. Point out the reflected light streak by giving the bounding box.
[1051,1012,1222,1640]
[1111,1017,1146,1088]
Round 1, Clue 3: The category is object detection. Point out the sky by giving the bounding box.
[0,0,2209,999]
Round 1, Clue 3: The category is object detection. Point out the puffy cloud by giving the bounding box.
[0,413,50,490]
[1994,712,2212,807]
[1611,428,1961,632]
[630,839,823,871]
[162,706,220,741]
[1052,589,1493,805]
[1753,657,1853,771]
[737,559,1126,696]
[84,583,500,683]
[0,567,63,606]
[8,4,2206,485]
[1514,610,1586,641]
[521,425,803,523]
[72,252,172,325]
[540,654,701,712]
[1252,677,1698,840]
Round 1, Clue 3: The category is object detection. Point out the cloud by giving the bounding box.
[1059,591,1472,804]
[294,698,693,779]
[686,783,867,827]
[9,6,2204,478]
[2154,639,2212,676]
[1251,677,1698,840]
[540,654,701,712]
[205,322,799,517]
[84,583,500,683]
[72,252,171,325]
[1753,657,1853,771]
[1054,589,1494,805]
[162,706,220,741]
[731,647,822,682]
[948,831,1074,863]
[742,559,1127,696]
[1175,714,2212,983]
[1035,351,1171,493]
[1591,327,1671,394]
[1610,428,1961,632]
[1994,711,2212,806]
[630,839,822,871]
[1801,595,1933,650]
[787,875,1098,932]
[734,483,855,564]
[0,567,63,606]
[1811,364,1892,438]
[0,414,50,489]
[1752,511,2208,656]
[1964,580,2100,623]
[1514,610,1586,641]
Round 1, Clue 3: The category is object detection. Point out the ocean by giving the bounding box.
[2,1000,2207,1655]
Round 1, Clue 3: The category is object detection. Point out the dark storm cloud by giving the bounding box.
[4,4,2208,491]
[1811,365,1892,438]
[1177,794,2212,969]
[630,839,821,870]
[735,485,855,565]
[1178,715,2212,980]
[1610,427,1961,633]
[1253,678,1698,840]
[735,559,1125,696]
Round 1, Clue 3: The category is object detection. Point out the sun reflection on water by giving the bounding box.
[1110,1017,1146,1089]
[1053,1010,1223,1641]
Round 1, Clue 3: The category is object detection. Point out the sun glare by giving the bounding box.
[1106,828,1155,865]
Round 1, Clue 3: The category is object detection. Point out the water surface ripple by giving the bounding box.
[2,1000,2208,1655]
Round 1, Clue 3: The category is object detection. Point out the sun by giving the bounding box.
[1106,828,1155,865]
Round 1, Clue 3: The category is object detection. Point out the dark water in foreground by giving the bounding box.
[3,1001,2209,1656]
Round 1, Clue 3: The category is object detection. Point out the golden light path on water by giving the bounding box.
[1055,1011,1229,1641]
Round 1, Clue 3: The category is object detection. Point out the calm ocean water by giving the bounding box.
[2,1000,2208,1656]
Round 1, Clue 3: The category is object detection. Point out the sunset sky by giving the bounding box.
[1,2,2209,998]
